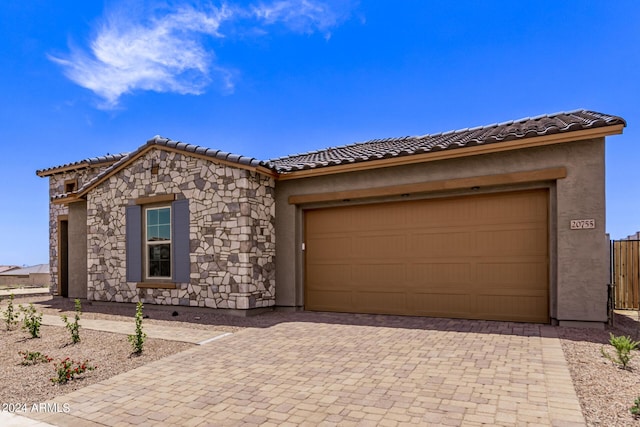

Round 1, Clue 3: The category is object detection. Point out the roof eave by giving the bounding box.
[52,195,84,205]
[35,158,126,178]
[276,123,625,180]
[36,162,92,177]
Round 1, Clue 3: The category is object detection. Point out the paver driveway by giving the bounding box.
[24,313,585,426]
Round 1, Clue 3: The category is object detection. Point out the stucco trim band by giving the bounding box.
[288,167,567,205]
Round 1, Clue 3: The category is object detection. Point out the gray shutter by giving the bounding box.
[172,199,190,283]
[125,205,142,282]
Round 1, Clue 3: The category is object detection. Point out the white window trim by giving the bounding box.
[144,205,172,280]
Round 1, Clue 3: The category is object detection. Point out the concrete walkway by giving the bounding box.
[5,314,585,426]
[39,314,230,345]
[0,287,51,298]
[0,412,57,427]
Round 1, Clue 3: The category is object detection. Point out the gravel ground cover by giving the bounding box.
[0,325,193,405]
[559,313,640,426]
[0,295,277,407]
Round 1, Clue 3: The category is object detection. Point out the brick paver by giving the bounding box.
[16,314,584,426]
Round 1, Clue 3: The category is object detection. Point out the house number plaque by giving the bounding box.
[570,219,595,230]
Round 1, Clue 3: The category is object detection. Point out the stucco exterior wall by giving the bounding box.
[68,201,87,299]
[86,149,276,309]
[275,138,608,325]
[555,140,608,325]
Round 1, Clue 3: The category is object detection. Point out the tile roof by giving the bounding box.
[147,136,263,168]
[55,136,264,201]
[266,109,625,173]
[39,109,625,188]
[36,153,129,176]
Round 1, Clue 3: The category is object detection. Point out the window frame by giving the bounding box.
[144,205,172,281]
[126,195,189,288]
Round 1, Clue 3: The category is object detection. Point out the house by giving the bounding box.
[624,231,640,240]
[0,264,50,288]
[36,109,625,328]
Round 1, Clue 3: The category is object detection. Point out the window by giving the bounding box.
[125,198,190,285]
[145,206,171,279]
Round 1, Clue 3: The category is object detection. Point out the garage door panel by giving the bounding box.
[476,295,548,323]
[408,293,472,316]
[352,234,406,258]
[477,288,547,297]
[407,263,472,286]
[306,264,351,288]
[408,231,475,257]
[356,292,407,314]
[475,191,548,223]
[476,262,547,288]
[476,228,547,256]
[348,203,407,231]
[306,289,354,312]
[306,209,353,233]
[307,236,352,260]
[352,264,406,288]
[407,197,475,226]
[305,189,549,323]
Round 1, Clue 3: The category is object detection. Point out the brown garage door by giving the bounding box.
[304,189,549,323]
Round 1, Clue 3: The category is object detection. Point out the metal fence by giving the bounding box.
[611,239,640,309]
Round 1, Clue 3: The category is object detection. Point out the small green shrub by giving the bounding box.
[3,294,18,331]
[61,299,82,344]
[19,351,52,365]
[50,358,96,384]
[19,303,43,338]
[128,301,147,355]
[631,396,640,418]
[601,333,640,369]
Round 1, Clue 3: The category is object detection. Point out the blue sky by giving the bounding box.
[1,0,639,266]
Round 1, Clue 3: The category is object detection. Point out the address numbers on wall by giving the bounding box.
[570,219,596,230]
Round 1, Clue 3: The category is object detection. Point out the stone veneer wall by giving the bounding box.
[86,149,276,309]
[48,168,106,294]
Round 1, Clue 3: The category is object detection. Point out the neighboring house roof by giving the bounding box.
[36,153,129,177]
[0,264,49,276]
[267,110,626,172]
[0,265,19,273]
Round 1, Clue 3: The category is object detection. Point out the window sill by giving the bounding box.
[136,282,176,289]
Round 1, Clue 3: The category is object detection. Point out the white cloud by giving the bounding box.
[49,3,233,109]
[50,0,356,109]
[252,0,339,33]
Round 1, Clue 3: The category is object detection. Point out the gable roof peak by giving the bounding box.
[47,136,269,202]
